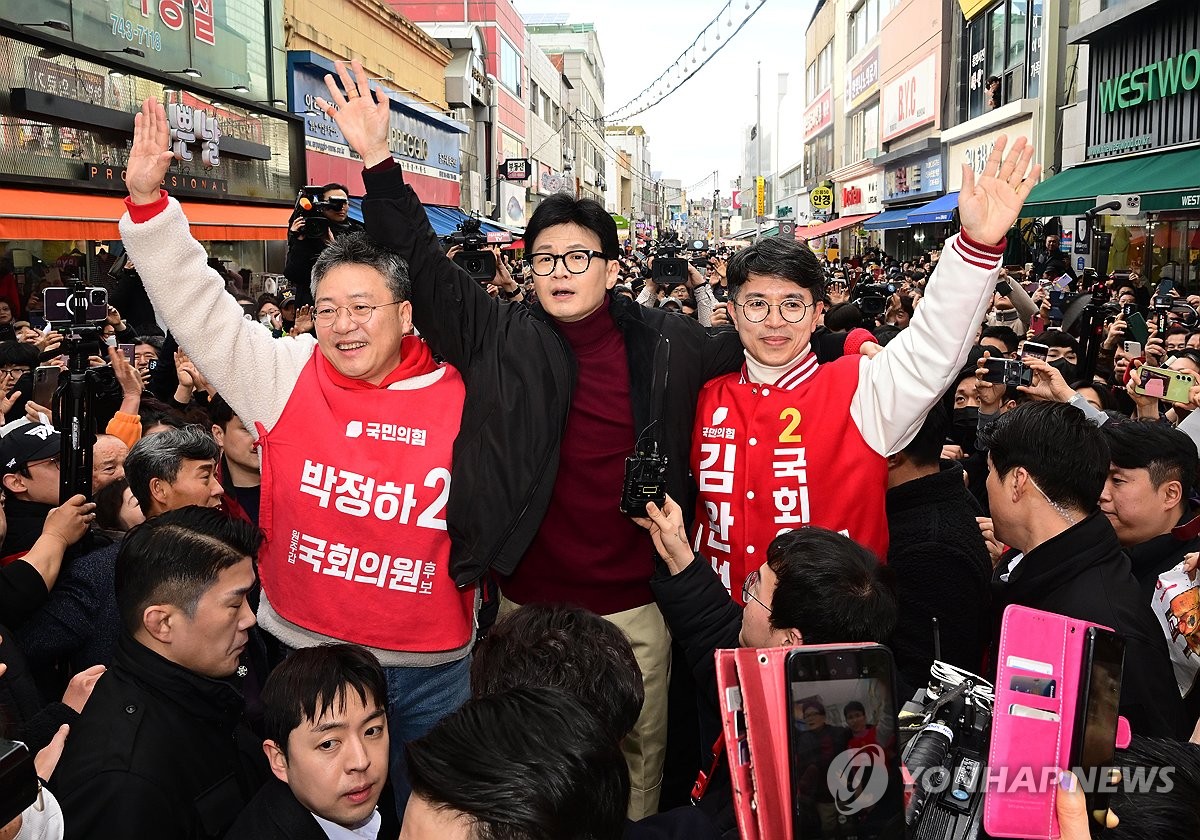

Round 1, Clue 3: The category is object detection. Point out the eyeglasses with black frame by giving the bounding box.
[0,366,26,380]
[312,301,403,327]
[731,297,814,323]
[525,250,606,276]
[743,569,772,614]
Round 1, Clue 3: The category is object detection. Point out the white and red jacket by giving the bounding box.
[693,233,1005,602]
[119,194,475,667]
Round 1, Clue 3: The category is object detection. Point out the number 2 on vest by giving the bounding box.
[778,408,803,443]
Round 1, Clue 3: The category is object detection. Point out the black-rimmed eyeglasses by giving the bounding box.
[743,569,772,614]
[525,250,606,276]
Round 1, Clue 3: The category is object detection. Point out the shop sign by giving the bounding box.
[945,114,1037,190]
[804,89,833,141]
[882,53,937,141]
[848,48,880,108]
[884,154,943,202]
[1098,49,1200,113]
[539,171,570,195]
[24,58,106,105]
[293,65,461,181]
[811,186,834,212]
[502,158,531,181]
[85,161,229,196]
[168,103,221,167]
[839,172,882,216]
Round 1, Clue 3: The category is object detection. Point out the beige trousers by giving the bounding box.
[499,596,672,819]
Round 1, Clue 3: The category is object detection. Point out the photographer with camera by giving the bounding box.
[283,182,364,309]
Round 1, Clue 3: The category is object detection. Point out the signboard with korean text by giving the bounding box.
[804,88,833,141]
[838,171,882,216]
[945,113,1037,191]
[848,47,880,110]
[882,53,938,141]
[502,158,531,181]
[883,153,944,203]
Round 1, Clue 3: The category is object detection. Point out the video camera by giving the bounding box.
[853,281,897,318]
[899,662,994,840]
[444,217,496,284]
[651,231,689,284]
[293,187,347,240]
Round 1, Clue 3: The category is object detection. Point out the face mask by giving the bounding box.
[951,406,980,451]
[259,314,275,328]
[1049,357,1077,383]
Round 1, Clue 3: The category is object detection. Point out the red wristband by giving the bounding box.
[844,327,876,357]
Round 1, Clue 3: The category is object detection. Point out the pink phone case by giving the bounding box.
[735,647,792,840]
[985,605,1131,839]
[715,649,759,840]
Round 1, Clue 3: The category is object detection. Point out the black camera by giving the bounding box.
[444,218,497,284]
[620,441,668,517]
[1121,303,1138,319]
[651,232,689,283]
[899,665,993,840]
[853,282,896,318]
[0,739,37,826]
[981,357,1033,388]
[294,188,342,239]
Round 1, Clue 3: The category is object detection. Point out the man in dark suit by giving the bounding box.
[227,644,390,840]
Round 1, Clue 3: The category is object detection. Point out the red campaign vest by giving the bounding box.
[257,350,474,652]
[690,354,889,605]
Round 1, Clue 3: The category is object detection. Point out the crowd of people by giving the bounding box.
[3,61,1200,840]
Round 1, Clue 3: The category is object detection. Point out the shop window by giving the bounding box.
[846,103,880,164]
[806,41,834,100]
[804,133,834,187]
[959,0,1041,122]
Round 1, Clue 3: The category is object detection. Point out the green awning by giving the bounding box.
[611,214,630,228]
[1022,146,1200,217]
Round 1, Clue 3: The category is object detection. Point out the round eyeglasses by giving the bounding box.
[731,298,813,324]
[312,301,403,327]
[742,569,772,614]
[526,250,606,277]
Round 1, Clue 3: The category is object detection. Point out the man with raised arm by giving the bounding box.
[116,99,474,814]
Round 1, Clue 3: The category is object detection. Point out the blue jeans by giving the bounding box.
[384,655,471,820]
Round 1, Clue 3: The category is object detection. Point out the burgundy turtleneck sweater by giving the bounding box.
[502,304,655,614]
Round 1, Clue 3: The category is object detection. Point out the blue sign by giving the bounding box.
[288,52,465,179]
[1078,257,1086,271]
[883,153,944,203]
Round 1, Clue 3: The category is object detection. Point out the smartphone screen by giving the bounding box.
[118,343,135,365]
[1126,312,1151,345]
[1069,628,1125,828]
[787,646,903,839]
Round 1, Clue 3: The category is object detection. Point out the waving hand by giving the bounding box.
[958,135,1041,246]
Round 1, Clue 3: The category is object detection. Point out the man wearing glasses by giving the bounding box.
[120,105,474,817]
[0,417,67,556]
[692,135,1041,605]
[284,182,363,309]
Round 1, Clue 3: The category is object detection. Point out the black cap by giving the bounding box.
[0,418,60,475]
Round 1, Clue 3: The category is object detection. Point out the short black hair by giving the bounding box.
[262,644,386,758]
[726,237,824,301]
[115,505,262,635]
[978,401,1109,513]
[825,302,864,332]
[93,476,132,532]
[208,393,235,430]
[320,182,350,195]
[1107,736,1200,839]
[471,604,644,742]
[0,341,38,369]
[767,527,897,644]
[406,687,629,840]
[980,325,1020,355]
[1102,421,1198,500]
[902,402,950,468]
[524,193,620,260]
[1041,330,1079,352]
[1070,380,1117,412]
[843,700,866,716]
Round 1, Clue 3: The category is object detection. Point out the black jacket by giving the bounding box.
[650,559,742,839]
[52,634,269,840]
[0,623,77,754]
[886,464,993,689]
[362,163,847,585]
[225,778,328,840]
[992,512,1186,739]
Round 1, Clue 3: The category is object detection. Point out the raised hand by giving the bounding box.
[315,60,392,167]
[958,135,1041,247]
[127,98,175,205]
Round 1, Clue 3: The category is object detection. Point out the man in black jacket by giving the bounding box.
[316,60,862,816]
[51,507,269,839]
[886,403,993,691]
[982,402,1186,739]
[228,644,389,840]
[283,182,364,309]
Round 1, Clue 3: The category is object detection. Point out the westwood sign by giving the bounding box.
[1098,48,1200,113]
